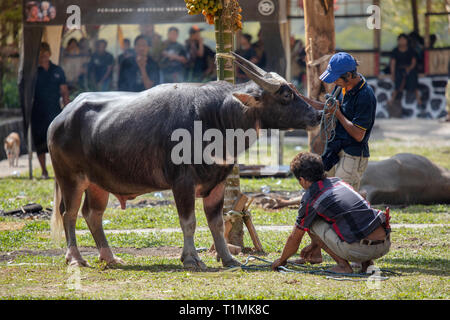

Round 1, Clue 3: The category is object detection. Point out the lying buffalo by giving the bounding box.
[360,153,450,205]
[48,52,321,270]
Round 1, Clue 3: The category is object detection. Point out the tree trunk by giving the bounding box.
[411,0,419,34]
[303,0,336,155]
[215,0,244,248]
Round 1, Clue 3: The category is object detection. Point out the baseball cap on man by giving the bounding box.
[189,25,204,34]
[319,52,357,83]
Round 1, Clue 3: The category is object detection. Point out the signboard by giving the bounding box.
[23,0,280,25]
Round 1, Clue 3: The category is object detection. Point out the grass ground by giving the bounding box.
[0,139,449,299]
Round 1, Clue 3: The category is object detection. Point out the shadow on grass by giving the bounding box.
[380,256,450,276]
[109,263,222,273]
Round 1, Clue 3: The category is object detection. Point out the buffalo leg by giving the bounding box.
[172,182,206,271]
[81,184,124,266]
[203,183,240,267]
[59,177,89,267]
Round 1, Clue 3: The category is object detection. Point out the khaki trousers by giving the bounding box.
[310,219,391,263]
[326,150,369,192]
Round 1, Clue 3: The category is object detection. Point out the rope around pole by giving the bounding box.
[225,255,401,282]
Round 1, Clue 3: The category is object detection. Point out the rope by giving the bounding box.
[215,52,235,66]
[225,255,400,282]
[311,92,340,156]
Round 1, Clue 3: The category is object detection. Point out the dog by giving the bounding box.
[4,132,20,167]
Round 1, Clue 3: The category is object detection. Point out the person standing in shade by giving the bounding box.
[185,25,215,82]
[235,34,258,83]
[31,42,70,179]
[88,39,114,91]
[252,29,266,69]
[139,24,163,63]
[118,35,160,92]
[118,38,135,66]
[160,27,188,83]
[388,33,422,114]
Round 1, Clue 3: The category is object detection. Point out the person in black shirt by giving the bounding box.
[185,25,215,82]
[252,29,266,69]
[160,27,188,83]
[118,35,160,92]
[235,34,258,83]
[388,33,422,110]
[271,152,391,274]
[118,38,135,66]
[32,42,70,179]
[88,39,114,91]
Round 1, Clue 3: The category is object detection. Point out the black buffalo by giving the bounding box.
[48,52,321,270]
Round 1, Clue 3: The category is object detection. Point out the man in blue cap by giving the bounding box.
[298,52,377,192]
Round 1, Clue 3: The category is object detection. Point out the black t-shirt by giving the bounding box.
[33,62,66,120]
[88,51,114,82]
[391,47,416,69]
[186,40,215,76]
[118,56,160,92]
[332,76,377,157]
[160,41,187,74]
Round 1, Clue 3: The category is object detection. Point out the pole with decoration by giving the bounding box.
[185,0,246,249]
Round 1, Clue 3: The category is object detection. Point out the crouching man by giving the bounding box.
[272,152,391,274]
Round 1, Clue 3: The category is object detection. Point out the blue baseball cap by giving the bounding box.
[319,52,357,83]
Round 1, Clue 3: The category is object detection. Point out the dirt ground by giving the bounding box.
[0,246,183,263]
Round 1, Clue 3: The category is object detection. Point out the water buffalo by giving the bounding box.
[48,52,321,270]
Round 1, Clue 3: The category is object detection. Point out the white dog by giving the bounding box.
[4,132,20,167]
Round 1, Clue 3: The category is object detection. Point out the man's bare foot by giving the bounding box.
[328,263,353,274]
[300,244,323,262]
[292,257,323,265]
[361,260,374,273]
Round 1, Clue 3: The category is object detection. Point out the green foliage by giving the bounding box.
[380,0,450,50]
[2,74,20,108]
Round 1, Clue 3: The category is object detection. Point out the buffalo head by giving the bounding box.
[231,51,321,130]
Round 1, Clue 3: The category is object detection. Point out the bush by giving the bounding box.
[2,75,20,109]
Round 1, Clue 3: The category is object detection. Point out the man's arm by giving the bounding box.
[406,56,416,74]
[139,66,154,89]
[333,102,366,142]
[390,58,396,82]
[60,84,70,107]
[100,65,113,84]
[271,226,305,270]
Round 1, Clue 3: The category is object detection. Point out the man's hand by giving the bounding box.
[271,258,287,271]
[326,99,340,115]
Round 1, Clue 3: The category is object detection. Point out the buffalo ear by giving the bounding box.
[233,93,262,108]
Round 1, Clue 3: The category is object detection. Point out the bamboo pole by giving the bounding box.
[215,0,244,248]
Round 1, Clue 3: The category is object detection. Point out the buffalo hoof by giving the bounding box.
[66,255,89,267]
[183,256,207,271]
[222,258,241,268]
[100,255,126,266]
[65,248,89,267]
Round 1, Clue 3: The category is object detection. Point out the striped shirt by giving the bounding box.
[295,177,387,243]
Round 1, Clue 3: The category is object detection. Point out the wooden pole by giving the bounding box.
[215,0,244,248]
[374,0,381,76]
[303,0,336,155]
[411,0,419,34]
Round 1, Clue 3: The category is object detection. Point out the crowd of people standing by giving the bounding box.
[60,24,254,94]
